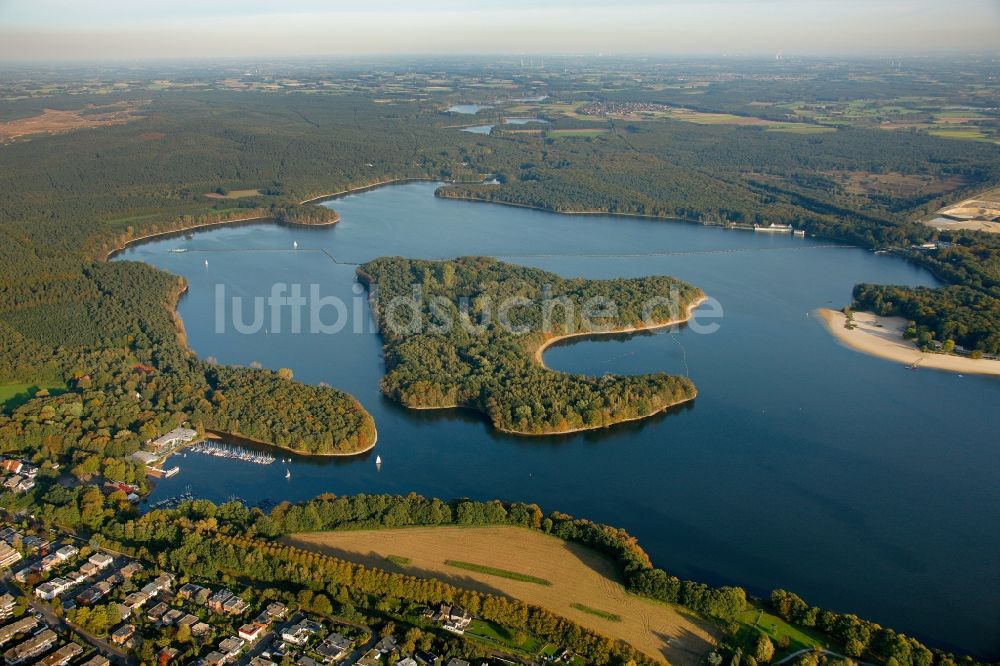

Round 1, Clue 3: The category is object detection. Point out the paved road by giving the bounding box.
[774,647,877,666]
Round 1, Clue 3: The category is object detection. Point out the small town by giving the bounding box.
[1,516,584,666]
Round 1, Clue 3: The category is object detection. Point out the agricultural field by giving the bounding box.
[547,128,609,139]
[285,526,720,664]
[204,188,263,199]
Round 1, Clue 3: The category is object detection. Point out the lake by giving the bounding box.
[447,104,491,114]
[114,181,1000,658]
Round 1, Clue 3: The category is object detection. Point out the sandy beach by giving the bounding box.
[534,296,708,368]
[818,308,1000,376]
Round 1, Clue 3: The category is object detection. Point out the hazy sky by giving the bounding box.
[1,0,998,61]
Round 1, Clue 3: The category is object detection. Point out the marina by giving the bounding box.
[189,441,276,465]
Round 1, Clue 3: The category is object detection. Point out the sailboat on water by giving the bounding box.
[375,455,382,468]
[285,467,291,479]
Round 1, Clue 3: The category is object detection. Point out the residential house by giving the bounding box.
[281,622,314,647]
[119,562,143,579]
[34,577,71,600]
[207,588,234,613]
[4,628,57,664]
[356,648,383,666]
[437,604,472,634]
[222,595,249,616]
[315,632,352,662]
[178,583,209,603]
[376,635,400,654]
[55,545,79,561]
[78,562,100,578]
[161,608,186,626]
[110,623,136,645]
[445,660,470,666]
[88,552,114,570]
[0,616,38,646]
[297,657,321,666]
[249,658,277,666]
[191,622,213,638]
[0,542,21,569]
[40,553,64,571]
[218,636,246,660]
[159,647,180,663]
[265,601,288,619]
[122,591,150,611]
[147,601,170,622]
[1,459,23,474]
[414,650,439,665]
[80,656,111,666]
[38,641,84,666]
[203,651,228,666]
[238,623,266,642]
[0,592,15,621]
[176,613,199,628]
[396,659,418,666]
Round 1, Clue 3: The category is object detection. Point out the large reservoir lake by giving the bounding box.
[114,182,1000,657]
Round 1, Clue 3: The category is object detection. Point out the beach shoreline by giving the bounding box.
[818,308,1000,376]
[534,296,708,368]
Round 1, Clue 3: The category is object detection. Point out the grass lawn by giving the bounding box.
[385,554,411,566]
[444,559,552,585]
[0,382,67,412]
[546,128,608,139]
[733,607,830,660]
[570,602,622,622]
[466,618,543,654]
[766,125,837,134]
[928,128,991,142]
[205,188,262,199]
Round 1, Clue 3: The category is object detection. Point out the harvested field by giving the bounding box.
[0,101,148,144]
[285,526,719,664]
[204,189,262,199]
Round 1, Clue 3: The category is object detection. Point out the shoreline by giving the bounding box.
[818,308,1000,376]
[436,190,699,223]
[203,427,378,458]
[533,296,708,368]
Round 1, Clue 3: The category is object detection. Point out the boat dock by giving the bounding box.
[189,440,276,465]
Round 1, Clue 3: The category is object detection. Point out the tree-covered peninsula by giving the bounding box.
[359,256,704,435]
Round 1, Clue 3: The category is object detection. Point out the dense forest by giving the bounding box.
[360,256,703,434]
[0,260,375,457]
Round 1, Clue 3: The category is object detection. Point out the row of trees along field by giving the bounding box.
[360,256,703,434]
[244,493,983,666]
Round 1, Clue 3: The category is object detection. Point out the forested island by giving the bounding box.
[275,203,341,226]
[359,257,703,434]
